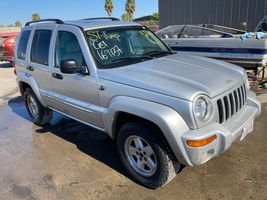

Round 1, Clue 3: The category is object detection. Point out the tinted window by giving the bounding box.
[156,25,184,39]
[262,23,267,32]
[55,31,86,68]
[183,26,226,38]
[31,30,52,65]
[17,30,31,60]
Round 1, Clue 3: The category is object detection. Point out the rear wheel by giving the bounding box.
[117,122,180,189]
[24,88,52,125]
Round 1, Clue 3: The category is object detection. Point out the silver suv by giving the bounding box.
[15,18,261,188]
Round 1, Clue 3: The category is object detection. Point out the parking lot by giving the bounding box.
[0,63,267,200]
[0,62,18,105]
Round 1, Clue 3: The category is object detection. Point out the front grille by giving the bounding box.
[217,83,247,123]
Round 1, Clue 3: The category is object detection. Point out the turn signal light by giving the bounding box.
[186,135,217,147]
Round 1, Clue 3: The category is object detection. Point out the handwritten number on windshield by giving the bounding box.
[87,31,123,61]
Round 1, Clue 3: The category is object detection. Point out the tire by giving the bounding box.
[117,122,180,189]
[24,88,52,125]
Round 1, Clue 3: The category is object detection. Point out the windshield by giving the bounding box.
[85,26,172,69]
[157,25,233,39]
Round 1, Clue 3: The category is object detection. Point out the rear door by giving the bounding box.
[48,25,104,129]
[27,24,55,104]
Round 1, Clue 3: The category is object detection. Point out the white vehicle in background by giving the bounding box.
[156,24,267,70]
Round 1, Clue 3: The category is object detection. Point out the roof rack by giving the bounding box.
[25,19,64,26]
[82,17,120,21]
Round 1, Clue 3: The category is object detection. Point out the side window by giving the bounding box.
[183,26,224,38]
[30,30,52,65]
[262,23,267,32]
[55,31,86,68]
[17,30,31,60]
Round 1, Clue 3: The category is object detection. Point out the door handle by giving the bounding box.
[26,66,34,71]
[52,73,63,80]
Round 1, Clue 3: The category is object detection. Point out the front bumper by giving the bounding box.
[181,91,261,166]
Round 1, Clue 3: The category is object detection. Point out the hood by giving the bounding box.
[97,54,244,101]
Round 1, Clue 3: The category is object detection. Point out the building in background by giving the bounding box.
[0,27,20,34]
[159,0,267,31]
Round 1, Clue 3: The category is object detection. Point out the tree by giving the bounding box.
[104,0,114,17]
[125,0,136,21]
[15,21,22,27]
[32,13,41,21]
[152,12,159,21]
[121,13,131,21]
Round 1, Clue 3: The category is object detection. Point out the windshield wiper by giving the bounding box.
[111,56,154,63]
[144,50,174,56]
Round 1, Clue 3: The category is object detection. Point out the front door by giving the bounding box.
[48,26,104,129]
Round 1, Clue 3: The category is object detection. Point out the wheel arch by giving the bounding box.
[105,96,192,166]
[18,81,31,95]
[17,72,47,107]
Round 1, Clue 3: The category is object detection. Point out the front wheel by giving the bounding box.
[117,122,180,189]
[24,88,52,125]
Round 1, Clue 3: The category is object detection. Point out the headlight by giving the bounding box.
[193,96,213,122]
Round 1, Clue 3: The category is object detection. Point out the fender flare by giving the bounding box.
[104,96,192,165]
[17,72,47,107]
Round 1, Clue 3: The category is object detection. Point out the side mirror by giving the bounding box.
[60,59,82,74]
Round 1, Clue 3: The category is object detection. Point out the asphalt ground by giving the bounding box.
[0,62,18,105]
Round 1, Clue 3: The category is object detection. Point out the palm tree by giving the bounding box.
[32,13,41,21]
[125,0,136,21]
[104,0,114,17]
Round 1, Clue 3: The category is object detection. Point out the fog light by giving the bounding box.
[186,135,217,147]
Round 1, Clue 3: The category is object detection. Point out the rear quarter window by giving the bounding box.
[30,30,52,65]
[17,30,31,60]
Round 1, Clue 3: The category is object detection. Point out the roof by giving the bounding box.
[65,20,141,30]
[24,18,142,30]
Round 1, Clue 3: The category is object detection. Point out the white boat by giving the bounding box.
[156,24,267,69]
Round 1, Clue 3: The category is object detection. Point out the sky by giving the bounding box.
[0,0,158,25]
